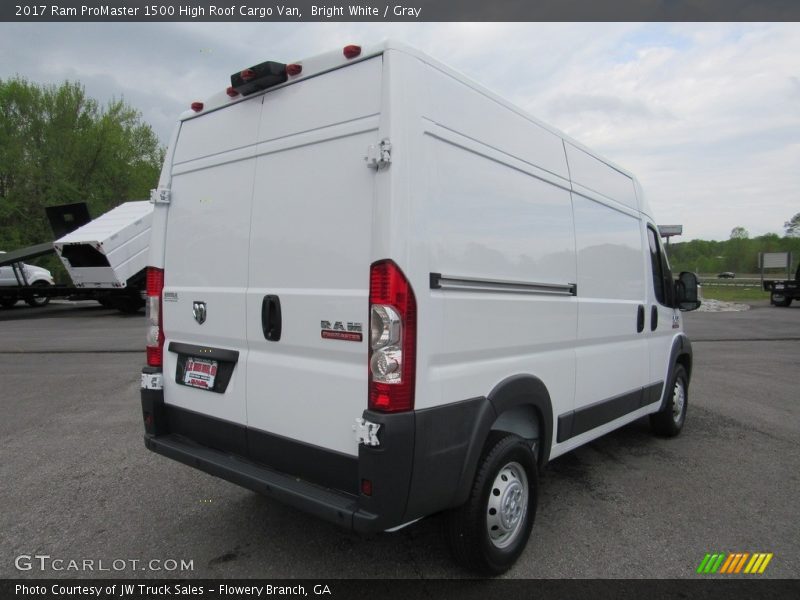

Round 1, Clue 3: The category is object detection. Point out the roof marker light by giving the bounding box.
[226,86,239,98]
[343,45,361,59]
[286,63,302,76]
[190,102,203,112]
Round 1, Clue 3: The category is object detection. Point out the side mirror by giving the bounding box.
[675,271,701,311]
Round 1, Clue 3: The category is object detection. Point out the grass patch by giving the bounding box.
[700,285,769,303]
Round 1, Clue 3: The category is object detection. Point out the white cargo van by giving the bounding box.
[140,40,701,574]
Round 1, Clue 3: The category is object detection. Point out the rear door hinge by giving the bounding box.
[365,139,392,170]
[150,187,171,204]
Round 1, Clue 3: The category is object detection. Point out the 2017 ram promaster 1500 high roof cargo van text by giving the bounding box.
[139,40,701,574]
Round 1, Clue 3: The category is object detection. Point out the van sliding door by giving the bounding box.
[569,195,649,440]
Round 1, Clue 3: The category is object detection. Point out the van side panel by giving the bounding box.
[416,64,578,433]
[565,143,639,211]
[423,64,570,181]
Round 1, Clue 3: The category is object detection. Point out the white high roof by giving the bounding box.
[181,39,651,218]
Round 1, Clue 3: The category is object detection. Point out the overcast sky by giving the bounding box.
[1,22,797,241]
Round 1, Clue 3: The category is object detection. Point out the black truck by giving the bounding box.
[763,264,800,307]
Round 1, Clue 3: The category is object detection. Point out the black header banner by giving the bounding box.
[2,0,800,22]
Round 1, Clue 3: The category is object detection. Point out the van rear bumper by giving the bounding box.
[143,433,380,531]
[141,385,391,533]
[142,378,491,534]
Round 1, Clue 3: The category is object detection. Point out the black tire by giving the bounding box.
[770,292,792,307]
[650,365,688,437]
[25,281,51,307]
[0,297,17,308]
[444,433,537,575]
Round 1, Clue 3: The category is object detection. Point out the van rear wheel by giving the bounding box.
[444,433,537,575]
[650,365,688,437]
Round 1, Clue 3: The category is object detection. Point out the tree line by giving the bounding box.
[0,78,163,254]
[667,232,800,276]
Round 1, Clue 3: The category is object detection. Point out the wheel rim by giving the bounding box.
[486,461,529,549]
[28,282,50,306]
[672,378,686,424]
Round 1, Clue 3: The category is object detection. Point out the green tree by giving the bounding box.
[0,77,163,251]
[785,213,800,237]
[668,234,800,276]
[730,226,749,240]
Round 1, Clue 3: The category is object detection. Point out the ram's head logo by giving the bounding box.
[192,301,207,325]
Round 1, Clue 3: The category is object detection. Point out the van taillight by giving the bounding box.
[368,260,416,412]
[146,267,165,367]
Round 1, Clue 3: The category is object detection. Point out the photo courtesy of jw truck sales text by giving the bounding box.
[14,584,331,597]
[140,40,701,574]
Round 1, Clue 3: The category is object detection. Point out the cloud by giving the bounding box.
[546,93,672,120]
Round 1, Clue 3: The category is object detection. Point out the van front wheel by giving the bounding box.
[444,434,537,575]
[650,365,688,437]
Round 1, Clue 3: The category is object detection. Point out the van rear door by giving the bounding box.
[245,57,382,458]
[161,97,264,427]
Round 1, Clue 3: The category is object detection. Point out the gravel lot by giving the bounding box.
[1,300,798,578]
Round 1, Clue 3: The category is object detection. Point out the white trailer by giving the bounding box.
[54,200,152,291]
[0,201,151,312]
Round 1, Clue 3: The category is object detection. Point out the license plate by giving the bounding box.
[183,357,218,390]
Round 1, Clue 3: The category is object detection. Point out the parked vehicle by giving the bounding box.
[0,252,54,307]
[140,40,701,574]
[0,201,152,313]
[54,201,152,312]
[717,272,735,279]
[763,264,800,307]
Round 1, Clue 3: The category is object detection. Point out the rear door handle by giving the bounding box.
[637,305,645,333]
[650,305,658,331]
[261,295,282,341]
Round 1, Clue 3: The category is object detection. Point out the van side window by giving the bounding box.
[647,226,674,306]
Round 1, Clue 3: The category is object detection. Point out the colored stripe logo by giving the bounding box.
[697,552,773,574]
